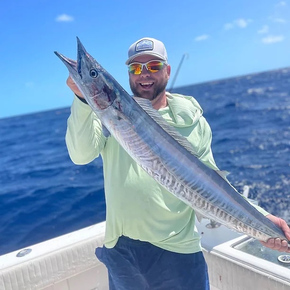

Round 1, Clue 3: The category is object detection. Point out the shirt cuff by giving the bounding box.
[75,94,88,104]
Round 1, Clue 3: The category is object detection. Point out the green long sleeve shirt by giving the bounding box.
[66,92,268,253]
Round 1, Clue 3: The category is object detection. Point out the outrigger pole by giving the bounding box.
[168,53,188,92]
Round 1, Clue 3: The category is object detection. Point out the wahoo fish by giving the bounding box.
[55,38,289,246]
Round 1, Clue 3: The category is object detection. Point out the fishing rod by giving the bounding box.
[168,53,188,92]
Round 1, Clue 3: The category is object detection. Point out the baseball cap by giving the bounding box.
[125,37,168,65]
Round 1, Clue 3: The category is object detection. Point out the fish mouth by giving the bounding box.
[54,37,88,81]
[54,51,78,77]
[54,37,98,103]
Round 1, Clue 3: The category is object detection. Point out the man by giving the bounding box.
[65,37,290,289]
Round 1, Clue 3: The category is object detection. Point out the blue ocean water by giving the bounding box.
[0,68,289,256]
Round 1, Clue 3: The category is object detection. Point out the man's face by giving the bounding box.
[128,55,171,102]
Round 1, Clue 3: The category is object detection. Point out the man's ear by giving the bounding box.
[166,64,171,77]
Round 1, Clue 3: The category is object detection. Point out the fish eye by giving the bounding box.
[89,69,98,78]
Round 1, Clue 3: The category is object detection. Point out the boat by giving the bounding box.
[1,215,289,290]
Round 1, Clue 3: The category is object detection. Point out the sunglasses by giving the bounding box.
[128,60,166,75]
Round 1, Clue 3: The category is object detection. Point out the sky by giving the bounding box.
[1,0,289,118]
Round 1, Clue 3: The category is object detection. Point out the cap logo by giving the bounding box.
[135,39,153,52]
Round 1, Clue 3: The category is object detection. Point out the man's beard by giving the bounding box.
[129,78,168,101]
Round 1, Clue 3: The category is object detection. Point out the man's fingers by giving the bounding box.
[66,77,83,97]
[261,238,290,253]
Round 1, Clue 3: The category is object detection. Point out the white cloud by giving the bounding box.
[258,25,269,34]
[235,18,251,28]
[224,23,234,30]
[224,18,252,30]
[277,1,287,6]
[55,14,74,22]
[272,17,287,23]
[194,34,209,42]
[262,35,284,44]
[25,82,35,88]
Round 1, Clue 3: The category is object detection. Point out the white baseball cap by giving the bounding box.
[125,37,168,65]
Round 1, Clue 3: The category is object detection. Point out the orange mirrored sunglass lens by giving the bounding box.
[128,61,165,75]
[147,61,164,72]
[129,64,142,74]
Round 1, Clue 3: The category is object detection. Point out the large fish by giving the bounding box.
[55,38,289,246]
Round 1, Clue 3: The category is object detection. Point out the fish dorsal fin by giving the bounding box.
[217,170,230,180]
[134,97,199,157]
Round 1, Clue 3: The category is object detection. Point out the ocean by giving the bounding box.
[0,67,289,256]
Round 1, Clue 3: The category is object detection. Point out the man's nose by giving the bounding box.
[140,65,150,76]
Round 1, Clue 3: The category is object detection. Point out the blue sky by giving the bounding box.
[1,0,289,118]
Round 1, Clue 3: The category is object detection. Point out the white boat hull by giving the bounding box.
[0,221,289,290]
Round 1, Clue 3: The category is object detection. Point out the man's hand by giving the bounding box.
[260,214,290,253]
[67,76,84,98]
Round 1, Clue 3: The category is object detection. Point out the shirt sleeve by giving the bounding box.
[65,96,107,165]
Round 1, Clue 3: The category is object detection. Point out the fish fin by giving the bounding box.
[102,125,111,138]
[195,211,206,222]
[216,170,230,180]
[134,97,199,157]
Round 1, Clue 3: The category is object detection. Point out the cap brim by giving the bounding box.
[125,52,167,65]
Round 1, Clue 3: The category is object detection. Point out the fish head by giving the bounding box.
[55,37,119,112]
